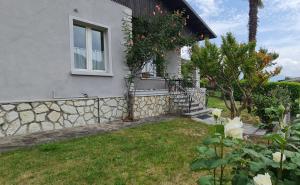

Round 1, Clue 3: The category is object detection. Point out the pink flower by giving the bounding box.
[155,5,161,11]
[128,40,133,46]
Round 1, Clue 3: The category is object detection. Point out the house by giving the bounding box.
[0,0,215,137]
[280,77,300,83]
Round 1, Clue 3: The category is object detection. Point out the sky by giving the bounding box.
[185,0,300,80]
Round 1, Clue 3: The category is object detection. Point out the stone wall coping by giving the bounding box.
[187,87,207,93]
[0,96,125,105]
[140,77,165,81]
[132,89,169,97]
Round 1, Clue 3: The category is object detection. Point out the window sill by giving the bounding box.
[71,70,113,77]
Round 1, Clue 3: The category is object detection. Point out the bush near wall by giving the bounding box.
[233,81,300,115]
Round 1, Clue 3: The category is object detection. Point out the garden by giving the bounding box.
[186,32,300,184]
[1,2,300,185]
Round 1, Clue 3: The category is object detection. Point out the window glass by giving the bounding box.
[92,30,105,70]
[73,25,87,69]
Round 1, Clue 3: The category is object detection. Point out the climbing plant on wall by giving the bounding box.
[122,5,196,120]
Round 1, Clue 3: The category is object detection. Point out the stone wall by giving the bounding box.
[133,95,170,119]
[0,97,127,137]
[0,90,205,137]
[99,97,128,123]
[188,88,206,108]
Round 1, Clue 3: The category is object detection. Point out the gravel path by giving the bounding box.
[192,116,267,137]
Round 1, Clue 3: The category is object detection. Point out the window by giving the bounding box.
[71,18,112,76]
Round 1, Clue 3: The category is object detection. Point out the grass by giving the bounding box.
[207,96,259,125]
[0,118,209,185]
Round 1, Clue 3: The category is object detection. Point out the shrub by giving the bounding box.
[191,113,300,185]
[200,79,209,88]
[233,81,300,116]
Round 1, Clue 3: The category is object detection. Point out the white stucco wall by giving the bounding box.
[0,0,131,102]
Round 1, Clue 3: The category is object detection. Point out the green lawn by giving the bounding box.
[207,96,259,125]
[0,118,209,185]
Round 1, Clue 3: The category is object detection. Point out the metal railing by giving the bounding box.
[165,78,196,113]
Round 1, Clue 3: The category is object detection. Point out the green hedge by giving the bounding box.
[233,81,300,115]
[233,81,300,100]
[265,82,300,101]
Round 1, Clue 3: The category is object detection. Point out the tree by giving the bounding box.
[248,0,264,42]
[243,48,281,113]
[191,33,281,118]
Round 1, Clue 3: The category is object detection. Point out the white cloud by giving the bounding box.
[262,37,300,78]
[187,0,223,18]
[272,0,300,11]
[209,14,247,35]
[275,58,300,78]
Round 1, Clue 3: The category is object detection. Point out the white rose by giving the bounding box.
[212,109,222,118]
[225,117,244,139]
[297,114,300,118]
[253,173,272,185]
[272,152,286,163]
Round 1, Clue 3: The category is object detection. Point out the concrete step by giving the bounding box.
[183,108,213,117]
[173,97,189,101]
[173,99,188,103]
[182,106,203,112]
[178,102,199,107]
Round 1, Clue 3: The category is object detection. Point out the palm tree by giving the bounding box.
[248,0,264,42]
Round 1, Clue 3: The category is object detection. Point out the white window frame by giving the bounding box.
[69,16,113,76]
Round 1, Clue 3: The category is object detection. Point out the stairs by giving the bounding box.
[170,91,212,117]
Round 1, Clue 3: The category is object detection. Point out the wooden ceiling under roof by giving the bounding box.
[111,0,216,39]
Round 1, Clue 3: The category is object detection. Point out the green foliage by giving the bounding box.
[233,81,300,121]
[181,60,195,87]
[192,33,281,118]
[198,176,214,185]
[181,60,194,78]
[192,33,258,118]
[191,114,300,185]
[191,118,244,185]
[253,86,291,129]
[122,6,196,119]
[200,79,209,88]
[123,7,195,76]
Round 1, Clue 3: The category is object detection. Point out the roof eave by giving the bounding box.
[181,0,217,39]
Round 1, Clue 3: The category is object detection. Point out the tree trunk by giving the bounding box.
[249,0,259,42]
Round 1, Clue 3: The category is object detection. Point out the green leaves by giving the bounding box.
[249,161,267,172]
[192,114,300,185]
[197,176,214,185]
[232,171,251,185]
[197,146,216,158]
[203,136,221,146]
[265,133,287,146]
[191,158,228,171]
[123,8,196,76]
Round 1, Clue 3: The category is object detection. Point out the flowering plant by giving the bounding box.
[122,5,196,120]
[191,116,244,185]
[191,114,300,185]
[212,109,222,120]
[253,173,272,185]
[225,117,244,139]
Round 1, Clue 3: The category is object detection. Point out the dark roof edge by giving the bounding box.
[181,0,217,38]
